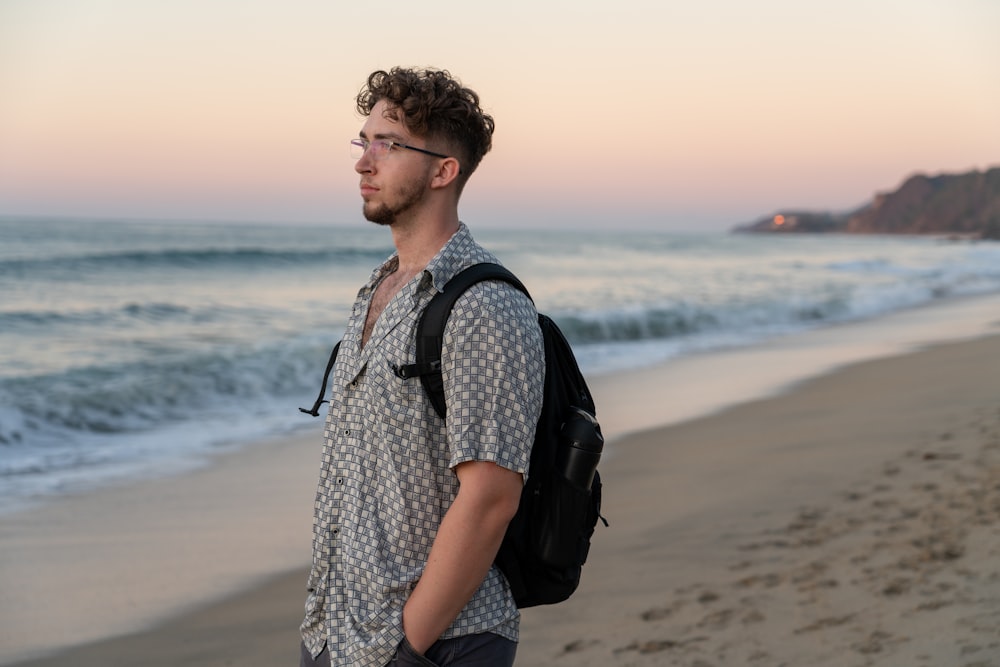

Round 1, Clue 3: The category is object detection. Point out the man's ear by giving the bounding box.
[429,157,462,190]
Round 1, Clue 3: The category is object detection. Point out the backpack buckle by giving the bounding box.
[392,360,441,379]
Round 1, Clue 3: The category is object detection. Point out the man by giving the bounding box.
[300,68,544,666]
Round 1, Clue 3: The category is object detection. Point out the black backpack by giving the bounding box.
[301,262,606,608]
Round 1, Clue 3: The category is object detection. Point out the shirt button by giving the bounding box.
[336,477,344,485]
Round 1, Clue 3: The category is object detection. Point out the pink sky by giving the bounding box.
[1,0,998,230]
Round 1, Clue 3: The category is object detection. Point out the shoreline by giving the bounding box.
[591,291,1000,442]
[2,292,1000,665]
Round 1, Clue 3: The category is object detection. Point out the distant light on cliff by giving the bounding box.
[773,215,786,226]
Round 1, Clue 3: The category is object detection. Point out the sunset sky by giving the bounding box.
[1,0,998,230]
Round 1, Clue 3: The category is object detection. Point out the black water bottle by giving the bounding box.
[557,407,604,489]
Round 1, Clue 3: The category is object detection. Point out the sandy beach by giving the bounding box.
[3,294,1000,666]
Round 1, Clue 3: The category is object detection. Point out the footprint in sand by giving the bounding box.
[613,636,708,655]
[559,638,600,654]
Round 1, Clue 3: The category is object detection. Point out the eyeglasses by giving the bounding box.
[350,138,449,161]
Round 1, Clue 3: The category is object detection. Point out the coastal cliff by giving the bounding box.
[735,167,1000,239]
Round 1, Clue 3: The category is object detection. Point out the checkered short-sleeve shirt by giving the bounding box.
[300,224,545,666]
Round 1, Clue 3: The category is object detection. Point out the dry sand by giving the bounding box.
[3,296,1000,666]
[517,333,1000,667]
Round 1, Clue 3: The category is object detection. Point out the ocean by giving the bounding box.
[2,216,999,513]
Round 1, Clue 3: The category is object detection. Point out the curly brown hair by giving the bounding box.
[356,68,495,183]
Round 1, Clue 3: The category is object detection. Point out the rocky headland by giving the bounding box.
[735,167,1000,239]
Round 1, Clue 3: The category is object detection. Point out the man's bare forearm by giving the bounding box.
[402,461,522,653]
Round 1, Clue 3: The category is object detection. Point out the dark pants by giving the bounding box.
[299,641,330,667]
[300,633,516,667]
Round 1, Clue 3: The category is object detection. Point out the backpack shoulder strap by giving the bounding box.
[299,340,341,416]
[396,262,531,419]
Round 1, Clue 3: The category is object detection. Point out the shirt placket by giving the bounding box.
[327,349,373,661]
[317,406,345,657]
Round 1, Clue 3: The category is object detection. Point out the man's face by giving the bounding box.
[354,100,439,226]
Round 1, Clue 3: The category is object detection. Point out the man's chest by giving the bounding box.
[361,270,417,348]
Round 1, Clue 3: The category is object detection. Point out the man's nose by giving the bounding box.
[354,151,374,173]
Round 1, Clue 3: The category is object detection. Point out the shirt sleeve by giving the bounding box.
[441,281,545,474]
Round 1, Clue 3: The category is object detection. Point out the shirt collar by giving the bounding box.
[422,222,484,292]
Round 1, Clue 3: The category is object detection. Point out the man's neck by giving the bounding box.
[389,212,461,276]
